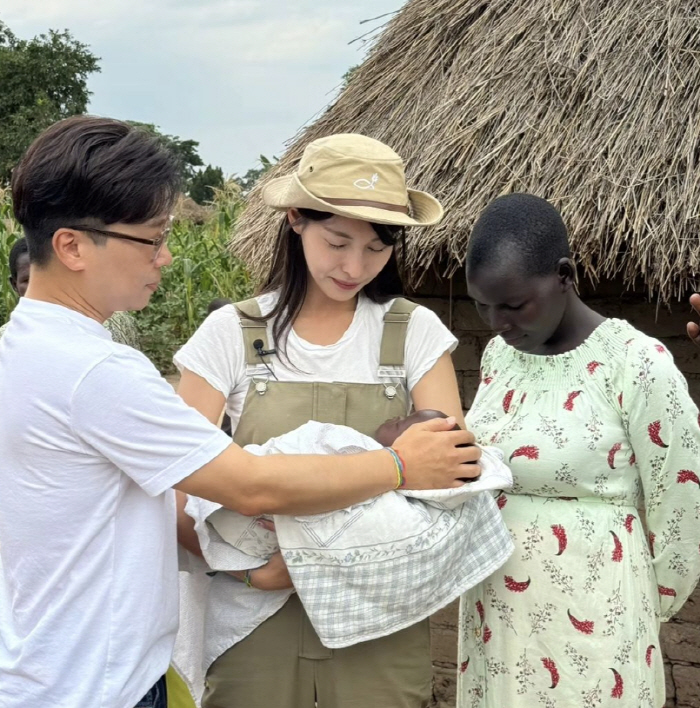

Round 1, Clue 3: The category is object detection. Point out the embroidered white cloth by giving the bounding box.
[192,420,514,648]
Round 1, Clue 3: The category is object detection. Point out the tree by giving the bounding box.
[0,22,100,182]
[127,121,204,184]
[341,64,359,90]
[234,155,276,195]
[189,164,225,205]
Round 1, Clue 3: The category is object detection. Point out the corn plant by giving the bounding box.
[0,189,23,326]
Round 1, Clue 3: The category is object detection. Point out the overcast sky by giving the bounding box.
[2,0,403,176]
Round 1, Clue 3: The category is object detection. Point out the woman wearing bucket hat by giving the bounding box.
[173,134,473,708]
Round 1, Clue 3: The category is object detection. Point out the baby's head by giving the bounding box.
[375,409,454,448]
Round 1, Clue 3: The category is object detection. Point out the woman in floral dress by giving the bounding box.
[458,194,700,708]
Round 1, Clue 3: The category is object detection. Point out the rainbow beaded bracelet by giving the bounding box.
[385,446,406,488]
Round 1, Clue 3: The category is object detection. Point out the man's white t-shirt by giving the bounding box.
[0,299,231,708]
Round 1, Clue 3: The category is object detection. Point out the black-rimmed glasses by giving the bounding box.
[64,217,173,261]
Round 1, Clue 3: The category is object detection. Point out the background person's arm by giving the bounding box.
[687,294,700,346]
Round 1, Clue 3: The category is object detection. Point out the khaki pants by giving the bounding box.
[202,594,432,708]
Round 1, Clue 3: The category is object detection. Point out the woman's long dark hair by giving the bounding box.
[240,208,406,365]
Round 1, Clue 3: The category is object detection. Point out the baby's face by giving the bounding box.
[375,417,412,448]
[375,410,448,447]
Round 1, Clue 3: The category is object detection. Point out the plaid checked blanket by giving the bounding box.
[194,421,514,648]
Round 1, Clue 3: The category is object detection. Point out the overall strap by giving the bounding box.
[235,298,271,366]
[379,297,419,370]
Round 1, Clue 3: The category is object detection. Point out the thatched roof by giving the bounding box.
[232,0,700,301]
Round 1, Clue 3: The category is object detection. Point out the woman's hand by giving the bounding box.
[687,294,700,347]
[248,552,293,591]
[393,416,482,488]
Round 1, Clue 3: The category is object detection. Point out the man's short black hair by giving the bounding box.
[466,193,571,277]
[11,115,182,266]
[9,237,29,281]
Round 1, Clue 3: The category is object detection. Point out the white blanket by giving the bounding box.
[191,421,514,648]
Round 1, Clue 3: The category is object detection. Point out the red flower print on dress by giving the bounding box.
[659,585,677,597]
[503,389,515,413]
[563,391,582,411]
[496,493,507,510]
[618,392,623,408]
[648,421,668,448]
[483,624,492,643]
[509,446,539,462]
[677,470,700,488]
[504,576,531,592]
[587,361,602,374]
[645,645,655,667]
[460,658,470,673]
[551,525,567,555]
[649,532,656,558]
[567,609,594,634]
[624,515,636,533]
[610,531,623,562]
[541,658,560,689]
[607,443,622,469]
[475,600,485,625]
[629,453,636,466]
[655,344,666,354]
[610,668,624,698]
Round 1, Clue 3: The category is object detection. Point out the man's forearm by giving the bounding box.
[175,445,395,517]
[175,418,477,515]
[243,450,396,515]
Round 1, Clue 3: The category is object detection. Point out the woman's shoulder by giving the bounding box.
[359,298,453,341]
[366,296,446,323]
[600,318,669,360]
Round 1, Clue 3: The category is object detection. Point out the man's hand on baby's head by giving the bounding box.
[392,416,481,490]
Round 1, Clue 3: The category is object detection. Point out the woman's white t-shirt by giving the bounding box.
[175,292,458,430]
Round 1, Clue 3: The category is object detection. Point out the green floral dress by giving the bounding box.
[458,319,700,708]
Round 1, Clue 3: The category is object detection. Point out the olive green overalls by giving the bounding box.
[202,297,433,708]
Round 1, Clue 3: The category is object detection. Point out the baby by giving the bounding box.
[187,412,513,649]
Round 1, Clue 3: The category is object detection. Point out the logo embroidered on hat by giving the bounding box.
[354,174,379,190]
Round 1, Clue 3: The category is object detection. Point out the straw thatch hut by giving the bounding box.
[232,2,700,705]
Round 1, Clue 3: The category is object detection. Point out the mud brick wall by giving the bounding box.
[410,278,700,708]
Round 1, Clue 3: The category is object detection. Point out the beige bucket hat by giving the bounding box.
[262,133,444,227]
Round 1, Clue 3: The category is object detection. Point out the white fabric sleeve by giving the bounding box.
[70,349,232,496]
[173,305,247,396]
[404,305,458,391]
[185,496,269,571]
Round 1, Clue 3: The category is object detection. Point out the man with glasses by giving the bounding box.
[0,116,480,708]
